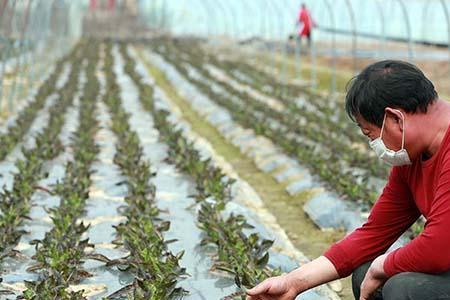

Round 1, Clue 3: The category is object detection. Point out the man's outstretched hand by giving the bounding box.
[246,274,299,300]
[246,256,340,300]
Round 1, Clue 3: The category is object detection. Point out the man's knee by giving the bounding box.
[382,272,421,300]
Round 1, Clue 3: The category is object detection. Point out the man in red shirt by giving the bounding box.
[246,60,450,300]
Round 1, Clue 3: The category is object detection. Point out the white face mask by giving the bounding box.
[369,110,412,166]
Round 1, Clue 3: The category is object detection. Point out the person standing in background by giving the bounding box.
[297,3,315,47]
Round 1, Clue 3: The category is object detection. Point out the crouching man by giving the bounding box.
[247,60,450,300]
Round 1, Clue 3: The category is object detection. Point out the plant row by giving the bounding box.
[21,40,106,300]
[0,42,86,269]
[102,42,188,300]
[150,42,379,205]
[120,44,280,299]
[0,42,82,161]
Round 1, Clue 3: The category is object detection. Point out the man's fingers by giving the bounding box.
[359,283,369,300]
[360,277,377,300]
[359,292,371,300]
[359,290,370,300]
[246,296,270,300]
[246,280,271,296]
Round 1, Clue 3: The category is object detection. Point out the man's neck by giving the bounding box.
[422,99,450,157]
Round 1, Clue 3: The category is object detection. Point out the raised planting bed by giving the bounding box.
[102,42,188,299]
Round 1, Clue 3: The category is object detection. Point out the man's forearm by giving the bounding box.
[285,256,340,294]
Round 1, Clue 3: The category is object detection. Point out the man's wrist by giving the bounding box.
[285,268,308,295]
[283,256,341,295]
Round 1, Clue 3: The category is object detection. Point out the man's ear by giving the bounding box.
[384,107,404,130]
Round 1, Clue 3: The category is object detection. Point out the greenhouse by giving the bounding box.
[1,1,450,299]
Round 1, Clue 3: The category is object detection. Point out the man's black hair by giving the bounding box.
[345,60,438,127]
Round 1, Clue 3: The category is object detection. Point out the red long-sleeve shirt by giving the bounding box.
[324,124,450,278]
[298,9,313,36]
